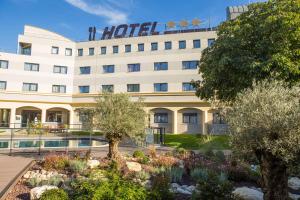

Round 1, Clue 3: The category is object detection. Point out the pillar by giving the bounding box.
[41,108,47,124]
[201,110,208,135]
[172,110,178,134]
[9,107,16,128]
[69,108,75,129]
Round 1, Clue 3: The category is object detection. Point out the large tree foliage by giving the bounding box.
[226,81,300,200]
[193,0,300,102]
[93,93,146,160]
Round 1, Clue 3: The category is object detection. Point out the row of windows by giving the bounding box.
[79,61,199,75]
[51,46,73,56]
[78,83,195,93]
[77,39,215,56]
[154,113,198,124]
[0,82,67,93]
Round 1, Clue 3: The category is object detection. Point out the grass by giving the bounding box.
[164,134,230,151]
[70,131,103,136]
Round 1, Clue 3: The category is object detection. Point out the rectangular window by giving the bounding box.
[128,63,140,72]
[52,85,66,93]
[182,61,199,70]
[79,86,90,93]
[65,48,72,56]
[102,85,114,93]
[213,112,226,124]
[208,38,216,47]
[154,113,168,123]
[0,60,8,69]
[183,113,198,124]
[0,81,6,90]
[179,40,186,49]
[154,62,168,71]
[125,44,131,53]
[19,43,31,55]
[80,66,91,74]
[53,65,68,74]
[78,48,83,56]
[165,41,172,50]
[103,65,114,73]
[127,84,140,92]
[151,42,158,51]
[51,46,59,54]
[154,83,168,92]
[138,43,144,52]
[22,83,38,92]
[101,47,106,55]
[24,62,39,71]
[193,39,201,48]
[182,82,195,91]
[89,48,94,56]
[113,46,118,54]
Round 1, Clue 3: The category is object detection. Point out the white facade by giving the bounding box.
[0,25,225,134]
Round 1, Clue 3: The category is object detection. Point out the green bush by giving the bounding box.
[215,150,226,162]
[136,171,150,181]
[204,149,215,158]
[190,168,209,182]
[27,177,42,187]
[140,156,150,164]
[69,160,87,173]
[40,188,69,200]
[133,150,145,158]
[192,171,234,200]
[165,167,184,183]
[47,175,64,186]
[149,172,174,200]
[43,154,69,171]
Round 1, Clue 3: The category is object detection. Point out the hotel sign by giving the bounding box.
[89,19,204,41]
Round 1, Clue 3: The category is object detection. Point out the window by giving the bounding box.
[213,112,226,124]
[53,65,67,74]
[0,81,6,90]
[80,66,91,74]
[19,43,31,55]
[128,64,140,72]
[24,62,39,71]
[52,85,66,93]
[102,85,114,93]
[154,113,168,123]
[51,46,59,54]
[151,42,158,51]
[182,61,199,70]
[179,40,186,49]
[182,82,195,91]
[113,46,118,54]
[65,48,72,56]
[165,41,172,50]
[127,84,140,92]
[0,60,8,69]
[101,47,106,55]
[138,43,144,52]
[154,83,168,92]
[183,113,198,124]
[89,48,94,56]
[208,38,216,47]
[193,39,201,48]
[78,48,83,56]
[154,62,168,71]
[125,44,131,53]
[103,65,114,73]
[79,86,89,93]
[23,83,38,92]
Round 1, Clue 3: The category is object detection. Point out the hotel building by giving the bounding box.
[0,24,228,134]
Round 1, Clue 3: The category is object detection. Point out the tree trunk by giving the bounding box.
[258,151,288,200]
[108,140,120,160]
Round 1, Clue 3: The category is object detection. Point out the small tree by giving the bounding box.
[94,93,146,160]
[226,80,300,200]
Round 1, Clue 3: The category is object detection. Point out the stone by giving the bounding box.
[178,160,184,168]
[187,185,196,192]
[87,160,100,169]
[289,193,300,200]
[23,171,32,179]
[288,177,300,190]
[126,161,142,172]
[176,187,192,195]
[232,187,263,200]
[30,185,58,200]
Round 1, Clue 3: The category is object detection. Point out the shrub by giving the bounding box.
[69,160,87,173]
[215,150,226,163]
[133,150,145,158]
[149,172,174,200]
[139,156,150,164]
[148,145,157,158]
[135,171,150,181]
[43,154,69,171]
[192,171,234,200]
[153,155,177,167]
[190,168,209,182]
[40,188,69,200]
[48,175,64,186]
[204,149,215,158]
[173,147,189,159]
[165,167,184,183]
[27,177,42,187]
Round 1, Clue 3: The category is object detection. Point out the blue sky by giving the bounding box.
[0,0,264,52]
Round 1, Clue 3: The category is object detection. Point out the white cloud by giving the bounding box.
[65,0,129,25]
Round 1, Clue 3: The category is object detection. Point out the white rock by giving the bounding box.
[87,160,100,169]
[171,183,180,189]
[289,193,300,200]
[289,177,300,190]
[187,185,196,192]
[23,171,32,179]
[176,187,192,195]
[30,185,58,200]
[232,187,263,200]
[178,160,184,168]
[126,161,142,172]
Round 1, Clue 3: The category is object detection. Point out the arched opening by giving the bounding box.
[46,107,70,125]
[178,108,202,134]
[16,106,42,127]
[149,108,173,133]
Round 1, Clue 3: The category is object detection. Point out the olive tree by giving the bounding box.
[226,80,300,200]
[93,93,146,160]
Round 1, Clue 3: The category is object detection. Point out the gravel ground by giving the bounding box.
[5,180,30,200]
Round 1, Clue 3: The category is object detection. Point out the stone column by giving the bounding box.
[172,110,178,134]
[201,110,208,135]
[69,108,74,129]
[41,108,47,124]
[9,107,16,128]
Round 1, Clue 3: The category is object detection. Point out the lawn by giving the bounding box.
[164,134,230,151]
